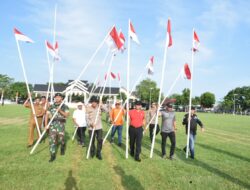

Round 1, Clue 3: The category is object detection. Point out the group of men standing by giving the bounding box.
[24,93,204,163]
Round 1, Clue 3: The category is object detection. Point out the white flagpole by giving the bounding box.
[144,70,182,134]
[72,126,78,141]
[86,54,115,159]
[15,39,41,137]
[103,72,144,144]
[186,28,195,159]
[150,28,170,158]
[125,19,131,159]
[30,26,113,154]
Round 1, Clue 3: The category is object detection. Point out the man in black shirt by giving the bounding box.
[182,107,204,159]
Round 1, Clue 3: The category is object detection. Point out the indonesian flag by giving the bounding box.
[167,19,172,47]
[182,63,191,80]
[146,56,154,75]
[119,30,126,51]
[14,28,34,43]
[117,73,121,81]
[46,40,60,60]
[110,72,116,80]
[193,30,200,52]
[106,26,123,53]
[129,20,140,44]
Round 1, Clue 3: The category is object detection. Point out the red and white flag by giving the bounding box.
[117,73,121,81]
[181,63,191,80]
[167,19,172,47]
[193,30,200,52]
[119,30,126,51]
[106,26,123,53]
[146,56,154,75]
[110,72,116,80]
[14,28,34,43]
[46,40,60,60]
[129,20,140,44]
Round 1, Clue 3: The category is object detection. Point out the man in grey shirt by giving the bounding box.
[160,104,176,160]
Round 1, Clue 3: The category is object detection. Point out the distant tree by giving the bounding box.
[8,82,33,99]
[192,96,201,105]
[200,92,215,108]
[135,78,161,103]
[117,92,127,102]
[182,88,190,107]
[0,74,14,102]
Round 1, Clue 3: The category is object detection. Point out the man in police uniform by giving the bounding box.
[45,93,69,162]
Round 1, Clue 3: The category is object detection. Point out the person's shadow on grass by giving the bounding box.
[64,170,78,190]
[114,165,144,190]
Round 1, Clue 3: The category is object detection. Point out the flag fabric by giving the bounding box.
[46,40,60,60]
[146,56,154,75]
[129,21,140,44]
[110,72,116,80]
[119,30,126,51]
[106,26,123,53]
[182,63,191,80]
[14,28,34,43]
[193,30,200,52]
[167,19,172,47]
[117,73,121,81]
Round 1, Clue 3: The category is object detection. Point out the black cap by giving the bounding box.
[90,96,99,103]
[41,96,46,99]
[54,93,64,98]
[135,100,142,105]
[166,104,173,108]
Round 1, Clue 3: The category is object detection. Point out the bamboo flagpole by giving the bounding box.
[86,54,115,159]
[14,29,41,137]
[150,18,172,158]
[186,29,199,158]
[30,26,114,154]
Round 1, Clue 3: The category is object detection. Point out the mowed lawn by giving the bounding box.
[0,105,249,190]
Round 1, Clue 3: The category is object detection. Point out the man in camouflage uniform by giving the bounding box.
[45,93,69,162]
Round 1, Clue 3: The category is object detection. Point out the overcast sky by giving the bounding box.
[1,0,250,101]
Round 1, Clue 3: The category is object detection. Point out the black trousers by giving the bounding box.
[129,126,143,158]
[88,129,103,156]
[161,131,176,157]
[77,127,86,144]
[149,124,160,142]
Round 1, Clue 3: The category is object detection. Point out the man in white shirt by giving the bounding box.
[73,102,87,147]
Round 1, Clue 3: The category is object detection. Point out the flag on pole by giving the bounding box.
[119,30,126,51]
[46,40,60,60]
[129,21,140,44]
[117,73,121,81]
[14,28,34,43]
[167,19,172,47]
[106,26,123,53]
[146,56,154,75]
[193,30,200,52]
[110,72,116,80]
[181,63,191,80]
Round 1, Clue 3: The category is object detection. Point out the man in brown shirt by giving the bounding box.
[24,96,44,147]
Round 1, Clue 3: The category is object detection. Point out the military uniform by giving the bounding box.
[47,103,69,157]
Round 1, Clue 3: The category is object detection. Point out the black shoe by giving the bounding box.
[96,153,102,160]
[91,152,95,158]
[190,155,194,159]
[183,147,187,152]
[135,157,141,162]
[61,144,66,155]
[49,154,56,162]
[130,152,134,157]
[162,154,167,159]
[118,143,122,147]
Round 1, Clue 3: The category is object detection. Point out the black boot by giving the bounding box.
[96,152,102,160]
[61,144,66,155]
[49,154,56,162]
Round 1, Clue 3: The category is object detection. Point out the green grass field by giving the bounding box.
[0,105,249,190]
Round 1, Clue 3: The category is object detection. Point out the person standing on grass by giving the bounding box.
[24,96,44,148]
[147,102,160,142]
[86,96,107,160]
[110,100,126,147]
[73,102,87,147]
[129,100,145,162]
[45,93,69,162]
[160,104,176,160]
[182,106,204,159]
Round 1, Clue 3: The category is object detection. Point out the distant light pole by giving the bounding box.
[233,94,238,115]
[149,87,153,108]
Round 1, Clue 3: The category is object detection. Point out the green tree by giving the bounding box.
[8,82,33,99]
[192,96,200,105]
[135,78,160,103]
[182,88,190,106]
[117,92,127,102]
[0,74,14,101]
[200,92,215,108]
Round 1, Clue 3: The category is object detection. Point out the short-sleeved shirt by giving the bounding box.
[148,108,157,124]
[48,103,69,124]
[161,111,176,133]
[129,109,145,128]
[73,108,87,127]
[25,103,44,121]
[86,105,106,130]
[110,108,125,126]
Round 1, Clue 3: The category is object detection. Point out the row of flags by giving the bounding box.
[13,19,200,81]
